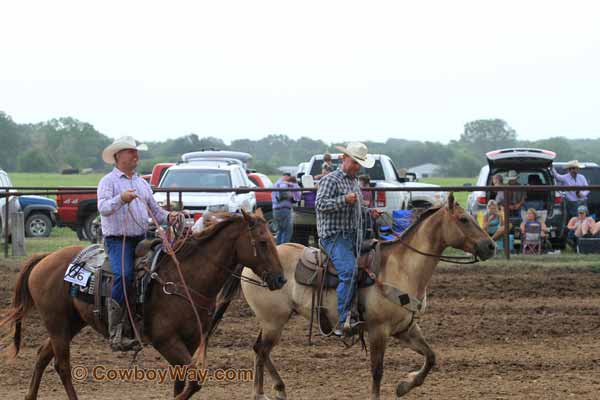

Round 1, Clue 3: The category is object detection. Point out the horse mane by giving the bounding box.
[381,206,443,246]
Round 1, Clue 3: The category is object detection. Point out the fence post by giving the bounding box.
[503,188,510,260]
[11,211,26,257]
[3,189,9,258]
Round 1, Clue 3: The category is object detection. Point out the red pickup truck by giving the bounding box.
[56,163,173,241]
[247,172,274,213]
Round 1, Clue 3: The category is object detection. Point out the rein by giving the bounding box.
[389,235,480,264]
[131,197,207,367]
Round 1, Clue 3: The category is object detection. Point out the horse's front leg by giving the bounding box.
[253,325,288,400]
[154,335,202,400]
[368,326,387,400]
[393,322,436,398]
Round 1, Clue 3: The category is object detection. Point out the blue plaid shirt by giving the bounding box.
[316,169,366,239]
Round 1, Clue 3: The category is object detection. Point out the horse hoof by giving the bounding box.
[254,395,272,400]
[396,381,412,397]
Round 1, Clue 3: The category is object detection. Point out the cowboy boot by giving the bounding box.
[108,299,140,352]
[121,310,142,352]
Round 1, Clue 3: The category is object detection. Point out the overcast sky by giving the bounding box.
[1,0,599,144]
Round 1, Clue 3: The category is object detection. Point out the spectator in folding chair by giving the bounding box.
[482,199,506,252]
[567,205,596,245]
[520,208,548,255]
[490,174,505,204]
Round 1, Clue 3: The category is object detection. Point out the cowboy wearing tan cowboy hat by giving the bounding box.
[315,142,381,337]
[553,160,589,219]
[97,136,176,351]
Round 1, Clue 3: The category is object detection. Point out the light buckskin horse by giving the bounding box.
[0,209,286,400]
[242,194,495,400]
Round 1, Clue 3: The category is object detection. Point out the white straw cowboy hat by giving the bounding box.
[335,142,375,168]
[102,136,148,164]
[504,170,519,184]
[564,160,583,169]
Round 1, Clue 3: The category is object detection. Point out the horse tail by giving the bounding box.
[0,252,50,358]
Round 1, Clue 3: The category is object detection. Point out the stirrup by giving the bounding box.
[110,336,142,352]
[333,318,364,338]
[343,318,364,336]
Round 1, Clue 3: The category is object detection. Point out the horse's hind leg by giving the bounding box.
[253,320,288,400]
[25,338,54,400]
[49,334,78,400]
[393,323,436,398]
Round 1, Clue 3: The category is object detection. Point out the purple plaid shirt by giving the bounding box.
[97,168,168,236]
[553,170,590,202]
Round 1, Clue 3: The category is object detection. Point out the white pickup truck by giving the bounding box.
[301,153,446,209]
[153,161,256,217]
[288,153,446,245]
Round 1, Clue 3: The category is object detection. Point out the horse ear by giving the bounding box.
[240,208,251,222]
[447,192,455,211]
[255,208,264,218]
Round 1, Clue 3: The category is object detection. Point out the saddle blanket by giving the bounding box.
[64,244,106,292]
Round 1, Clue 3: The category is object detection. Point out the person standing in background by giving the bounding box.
[271,173,301,244]
[553,160,589,220]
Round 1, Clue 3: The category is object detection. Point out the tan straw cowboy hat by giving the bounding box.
[102,136,148,164]
[564,160,583,169]
[335,142,375,168]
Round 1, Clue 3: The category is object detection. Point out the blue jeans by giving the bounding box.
[274,208,293,245]
[105,237,143,305]
[321,232,357,325]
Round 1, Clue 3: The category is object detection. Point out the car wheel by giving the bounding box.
[25,213,52,237]
[83,213,100,243]
[76,225,88,241]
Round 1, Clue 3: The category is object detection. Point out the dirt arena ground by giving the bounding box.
[1,259,599,399]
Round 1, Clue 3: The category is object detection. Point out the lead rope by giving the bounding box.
[124,197,207,368]
[341,183,365,341]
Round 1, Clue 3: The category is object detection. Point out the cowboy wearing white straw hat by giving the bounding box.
[97,136,176,351]
[553,160,589,219]
[316,142,381,337]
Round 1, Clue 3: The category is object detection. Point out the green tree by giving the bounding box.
[17,149,54,172]
[442,148,482,177]
[523,137,575,161]
[460,119,517,156]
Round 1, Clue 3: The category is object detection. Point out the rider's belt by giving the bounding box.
[105,235,145,241]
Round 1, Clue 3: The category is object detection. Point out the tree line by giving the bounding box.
[1,111,597,177]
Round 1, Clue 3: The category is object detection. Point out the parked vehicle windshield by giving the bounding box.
[160,169,232,188]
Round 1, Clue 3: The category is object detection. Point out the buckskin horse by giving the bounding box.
[242,194,495,400]
[0,209,286,400]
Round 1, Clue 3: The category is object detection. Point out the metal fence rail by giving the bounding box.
[2,185,597,259]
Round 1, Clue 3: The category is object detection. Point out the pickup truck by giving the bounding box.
[247,172,274,213]
[56,163,173,241]
[0,169,58,238]
[288,153,446,245]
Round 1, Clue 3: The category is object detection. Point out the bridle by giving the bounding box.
[381,210,480,265]
[227,217,275,288]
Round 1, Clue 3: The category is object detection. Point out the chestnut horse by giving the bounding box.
[1,209,285,400]
[242,194,495,400]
